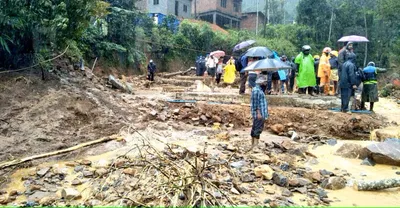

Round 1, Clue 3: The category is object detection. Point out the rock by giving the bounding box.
[360,157,376,166]
[36,167,50,177]
[191,117,200,121]
[315,188,328,199]
[319,169,334,176]
[265,189,275,194]
[308,158,319,165]
[87,199,102,206]
[80,160,92,166]
[272,173,288,187]
[250,153,271,163]
[362,139,400,166]
[326,139,337,146]
[39,196,57,206]
[241,174,255,183]
[230,161,246,169]
[288,178,311,187]
[300,125,307,131]
[71,178,82,186]
[200,115,208,121]
[280,163,289,171]
[281,140,297,150]
[212,115,222,123]
[123,168,137,176]
[173,109,180,115]
[281,188,293,197]
[396,171,400,175]
[321,177,346,190]
[0,195,8,204]
[373,127,400,142]
[360,172,367,177]
[230,187,240,195]
[213,191,222,199]
[254,165,274,180]
[30,184,42,191]
[270,124,285,134]
[293,187,307,194]
[305,171,322,182]
[82,170,94,178]
[226,144,237,151]
[74,166,84,172]
[9,190,18,196]
[61,188,81,200]
[335,143,367,159]
[95,168,109,177]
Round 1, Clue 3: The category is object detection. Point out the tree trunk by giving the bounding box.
[328,9,334,42]
[354,178,400,191]
[364,12,368,67]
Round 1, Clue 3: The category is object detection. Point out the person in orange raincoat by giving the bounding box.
[318,47,332,95]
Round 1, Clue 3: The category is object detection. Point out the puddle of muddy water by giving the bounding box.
[304,140,400,206]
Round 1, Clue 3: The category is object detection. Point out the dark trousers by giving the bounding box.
[148,72,155,81]
[216,73,222,84]
[251,118,265,139]
[267,72,273,92]
[315,77,321,94]
[239,73,247,94]
[289,74,295,92]
[299,87,313,95]
[361,102,374,111]
[341,87,352,112]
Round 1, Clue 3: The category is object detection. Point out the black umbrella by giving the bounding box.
[243,46,274,58]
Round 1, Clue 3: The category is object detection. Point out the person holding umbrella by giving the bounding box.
[295,45,316,95]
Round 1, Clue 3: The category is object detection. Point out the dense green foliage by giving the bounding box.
[0,0,399,73]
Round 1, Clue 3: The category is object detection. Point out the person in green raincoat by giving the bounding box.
[295,45,316,95]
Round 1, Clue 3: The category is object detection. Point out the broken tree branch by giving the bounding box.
[354,178,400,191]
[0,135,118,169]
[162,67,195,78]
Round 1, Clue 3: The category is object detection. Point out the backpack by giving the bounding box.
[355,67,366,86]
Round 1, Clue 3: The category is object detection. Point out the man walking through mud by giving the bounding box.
[249,75,269,151]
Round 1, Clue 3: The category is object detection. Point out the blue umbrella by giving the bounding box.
[243,46,274,58]
[244,58,292,72]
[233,40,256,52]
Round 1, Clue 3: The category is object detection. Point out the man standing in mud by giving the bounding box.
[249,75,269,151]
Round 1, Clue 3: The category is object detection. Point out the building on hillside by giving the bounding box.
[193,0,242,29]
[135,0,193,21]
[241,0,265,32]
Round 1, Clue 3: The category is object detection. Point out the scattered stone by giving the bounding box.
[74,166,84,172]
[281,140,297,150]
[280,163,289,171]
[272,173,288,187]
[212,115,222,123]
[254,165,274,180]
[281,188,293,197]
[362,139,400,166]
[319,169,334,176]
[265,189,275,194]
[71,178,83,186]
[335,143,367,159]
[315,188,328,199]
[149,110,158,116]
[80,160,92,166]
[230,161,246,169]
[173,109,180,115]
[213,191,222,199]
[230,187,240,195]
[288,178,312,187]
[270,124,285,134]
[241,174,255,183]
[200,115,208,121]
[326,139,337,146]
[83,170,94,178]
[65,161,79,167]
[61,188,82,200]
[321,177,347,190]
[9,190,18,196]
[396,171,400,175]
[360,172,367,177]
[36,167,50,177]
[39,196,57,206]
[191,117,200,121]
[95,168,109,177]
[226,144,237,151]
[305,171,322,182]
[360,157,376,166]
[87,199,102,206]
[250,153,271,163]
[293,187,307,194]
[264,198,272,204]
[30,184,42,191]
[374,128,400,142]
[392,167,398,170]
[0,195,8,204]
[308,158,319,165]
[123,168,137,176]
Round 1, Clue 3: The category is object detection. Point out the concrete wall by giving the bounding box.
[147,0,169,14]
[167,0,193,18]
[135,0,148,11]
[241,12,264,31]
[195,0,241,18]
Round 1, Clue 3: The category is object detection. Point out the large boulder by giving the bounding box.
[334,143,368,159]
[371,127,400,142]
[321,177,347,190]
[362,139,400,166]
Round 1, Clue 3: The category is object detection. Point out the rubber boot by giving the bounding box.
[370,102,374,112]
